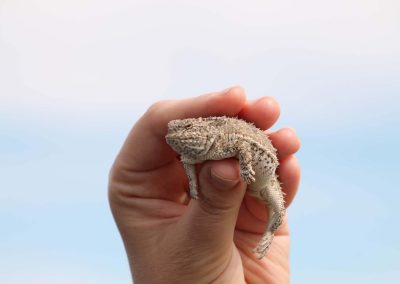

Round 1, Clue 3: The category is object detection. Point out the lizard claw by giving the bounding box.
[241,171,256,184]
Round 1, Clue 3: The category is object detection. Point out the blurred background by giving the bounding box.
[1,0,399,283]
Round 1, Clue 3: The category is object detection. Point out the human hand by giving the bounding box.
[108,87,301,284]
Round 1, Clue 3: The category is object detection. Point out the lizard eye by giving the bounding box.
[184,123,192,129]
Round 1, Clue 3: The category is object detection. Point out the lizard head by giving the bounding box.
[165,117,215,156]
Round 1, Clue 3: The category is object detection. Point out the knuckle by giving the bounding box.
[108,163,121,200]
[107,160,131,203]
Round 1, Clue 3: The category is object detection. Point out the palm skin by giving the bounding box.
[109,87,300,284]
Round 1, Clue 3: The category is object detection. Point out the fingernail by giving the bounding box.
[219,85,244,96]
[199,87,233,99]
[210,162,240,190]
[220,86,233,94]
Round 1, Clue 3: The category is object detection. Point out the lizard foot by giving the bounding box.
[252,233,274,259]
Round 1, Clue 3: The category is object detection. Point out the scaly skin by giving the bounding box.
[166,116,285,258]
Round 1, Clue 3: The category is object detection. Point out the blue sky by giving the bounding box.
[1,1,399,283]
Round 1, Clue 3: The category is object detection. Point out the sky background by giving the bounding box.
[1,0,399,283]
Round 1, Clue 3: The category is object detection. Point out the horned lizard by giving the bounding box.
[165,116,284,259]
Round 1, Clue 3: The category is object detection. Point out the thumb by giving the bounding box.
[180,158,247,255]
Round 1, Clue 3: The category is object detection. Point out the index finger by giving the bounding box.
[115,87,247,172]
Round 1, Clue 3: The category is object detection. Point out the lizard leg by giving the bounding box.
[237,142,256,184]
[253,179,285,258]
[182,162,199,199]
[253,210,280,259]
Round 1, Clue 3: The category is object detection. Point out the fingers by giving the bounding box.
[277,155,300,207]
[239,96,280,130]
[267,128,301,206]
[238,96,300,158]
[179,159,247,256]
[146,86,246,137]
[115,87,246,172]
[268,128,301,159]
